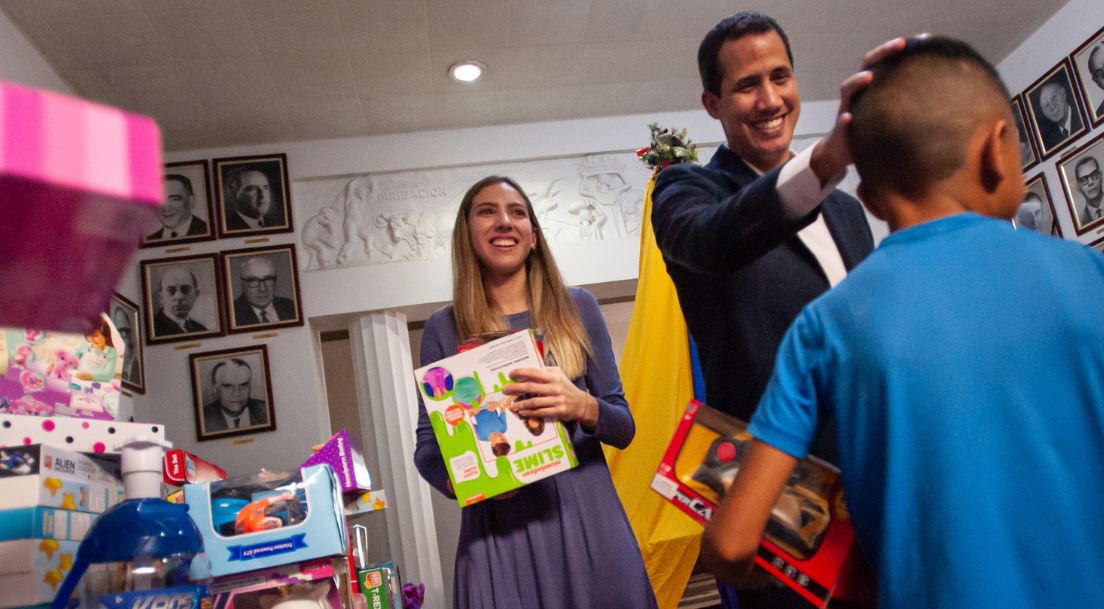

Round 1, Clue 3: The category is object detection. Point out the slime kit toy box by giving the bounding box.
[651,400,871,608]
[414,330,578,507]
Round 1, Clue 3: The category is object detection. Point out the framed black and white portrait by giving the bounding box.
[1057,135,1104,235]
[1012,174,1058,236]
[213,153,294,238]
[140,254,224,345]
[109,292,145,394]
[1070,26,1104,128]
[220,244,304,334]
[1011,96,1039,172]
[189,345,276,442]
[1024,60,1089,159]
[142,161,216,248]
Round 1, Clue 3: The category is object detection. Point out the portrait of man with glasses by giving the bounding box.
[1075,155,1103,226]
[224,246,303,332]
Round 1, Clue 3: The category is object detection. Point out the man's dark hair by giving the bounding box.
[698,12,793,96]
[1075,155,1099,178]
[849,36,1012,198]
[165,174,194,196]
[211,357,252,385]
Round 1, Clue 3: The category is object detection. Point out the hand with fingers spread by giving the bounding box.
[810,36,911,184]
[503,366,599,429]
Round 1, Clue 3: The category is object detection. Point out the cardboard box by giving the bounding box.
[413,330,578,506]
[301,429,371,494]
[0,538,81,608]
[185,465,348,578]
[357,562,399,609]
[0,412,165,455]
[204,558,345,609]
[0,324,128,421]
[0,444,123,513]
[164,448,227,486]
[0,506,96,542]
[651,400,870,607]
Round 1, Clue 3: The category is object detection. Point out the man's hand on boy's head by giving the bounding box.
[810,36,911,186]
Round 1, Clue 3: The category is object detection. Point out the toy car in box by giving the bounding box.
[651,400,871,608]
[185,464,348,578]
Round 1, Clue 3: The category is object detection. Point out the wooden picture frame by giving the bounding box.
[142,161,216,248]
[109,292,145,394]
[1056,134,1104,236]
[214,153,294,238]
[1011,96,1039,172]
[189,345,276,442]
[1024,59,1089,160]
[220,244,305,334]
[1070,25,1104,128]
[140,254,224,345]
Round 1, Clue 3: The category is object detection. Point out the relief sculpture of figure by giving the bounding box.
[337,177,375,266]
[568,201,608,240]
[577,156,634,239]
[301,207,339,270]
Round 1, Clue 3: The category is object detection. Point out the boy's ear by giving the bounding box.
[856,182,887,222]
[979,119,1011,195]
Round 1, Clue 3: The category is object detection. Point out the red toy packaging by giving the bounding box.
[651,400,873,607]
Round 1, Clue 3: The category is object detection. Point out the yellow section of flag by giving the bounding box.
[606,174,703,609]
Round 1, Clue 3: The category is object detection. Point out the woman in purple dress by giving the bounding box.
[414,176,657,609]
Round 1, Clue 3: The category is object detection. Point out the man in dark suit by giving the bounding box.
[147,174,208,242]
[652,13,886,607]
[232,256,297,327]
[152,267,208,336]
[1089,45,1104,117]
[203,358,267,433]
[1035,79,1083,151]
[224,168,283,231]
[111,305,138,383]
[1075,156,1103,225]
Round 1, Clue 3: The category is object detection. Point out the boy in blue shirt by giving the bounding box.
[701,36,1104,608]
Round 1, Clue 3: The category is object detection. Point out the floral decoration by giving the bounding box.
[636,122,699,171]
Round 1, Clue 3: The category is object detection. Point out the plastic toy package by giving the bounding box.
[651,400,872,608]
[202,558,348,609]
[413,329,578,507]
[0,318,128,422]
[185,465,348,578]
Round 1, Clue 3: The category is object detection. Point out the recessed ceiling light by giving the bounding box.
[449,61,485,83]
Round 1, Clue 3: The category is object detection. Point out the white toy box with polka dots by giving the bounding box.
[0,413,165,455]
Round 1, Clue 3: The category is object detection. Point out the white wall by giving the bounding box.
[998,0,1104,243]
[0,10,69,93]
[127,101,841,475]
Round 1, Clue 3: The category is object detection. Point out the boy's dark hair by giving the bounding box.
[849,36,1012,198]
[698,12,793,96]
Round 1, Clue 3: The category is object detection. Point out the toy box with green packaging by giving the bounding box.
[413,330,578,506]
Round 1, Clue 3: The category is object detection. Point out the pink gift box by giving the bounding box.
[0,80,163,333]
[302,428,372,493]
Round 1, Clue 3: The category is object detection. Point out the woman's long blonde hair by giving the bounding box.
[451,175,592,379]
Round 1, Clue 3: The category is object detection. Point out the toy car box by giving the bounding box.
[0,444,123,513]
[413,329,578,507]
[185,464,348,578]
[651,400,871,608]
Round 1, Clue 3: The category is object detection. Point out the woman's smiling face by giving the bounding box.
[466,181,537,280]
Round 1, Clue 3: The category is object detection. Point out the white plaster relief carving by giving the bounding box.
[298,152,655,271]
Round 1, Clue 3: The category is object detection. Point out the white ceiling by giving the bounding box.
[0,0,1065,152]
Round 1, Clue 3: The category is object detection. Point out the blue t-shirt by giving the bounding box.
[750,213,1104,609]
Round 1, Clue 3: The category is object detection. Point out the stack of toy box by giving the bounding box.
[0,444,125,608]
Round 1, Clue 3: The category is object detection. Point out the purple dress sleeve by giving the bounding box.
[572,288,635,449]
